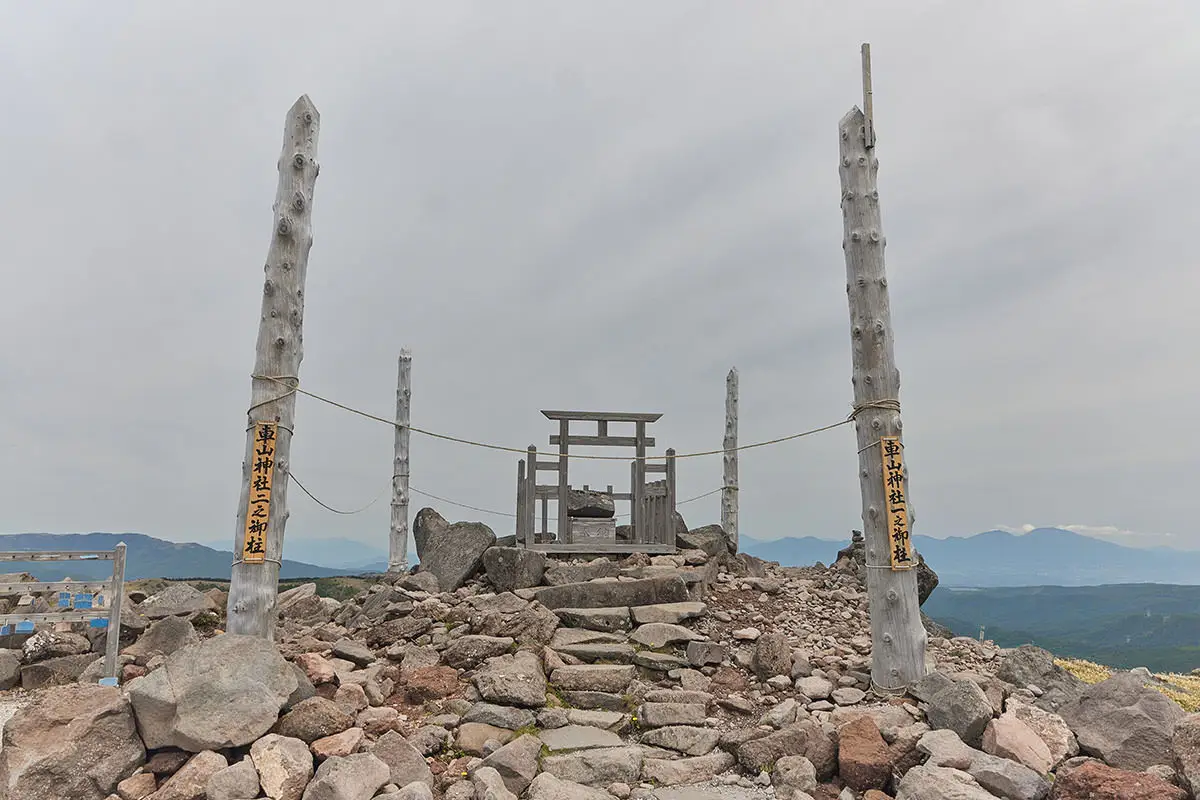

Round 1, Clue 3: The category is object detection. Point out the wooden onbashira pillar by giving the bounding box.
[838,104,927,690]
[227,96,320,639]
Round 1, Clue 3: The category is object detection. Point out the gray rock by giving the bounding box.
[639,725,721,757]
[629,623,702,649]
[300,753,391,800]
[408,725,453,756]
[552,607,631,633]
[20,653,97,689]
[251,734,315,800]
[567,489,616,519]
[753,632,792,681]
[634,651,688,671]
[560,691,629,711]
[895,765,995,800]
[534,576,689,611]
[996,644,1086,712]
[0,648,21,690]
[140,583,217,620]
[206,756,261,800]
[926,678,995,747]
[412,507,450,560]
[551,664,635,693]
[398,571,441,594]
[1174,713,1200,796]
[773,755,818,797]
[967,752,1050,800]
[540,746,643,787]
[378,783,435,800]
[274,697,357,743]
[0,683,145,800]
[1058,671,1186,771]
[462,703,536,731]
[371,731,434,790]
[442,636,515,670]
[642,751,736,786]
[22,629,91,661]
[543,560,623,586]
[676,524,733,557]
[566,708,628,729]
[832,687,866,706]
[417,520,496,592]
[555,643,635,664]
[909,670,956,703]
[629,602,707,625]
[539,725,624,751]
[479,734,543,795]
[331,638,375,667]
[638,703,706,728]
[128,633,298,751]
[796,676,834,700]
[525,771,611,800]
[686,641,725,667]
[481,547,547,593]
[471,766,518,800]
[122,616,198,665]
[761,698,800,729]
[473,651,547,708]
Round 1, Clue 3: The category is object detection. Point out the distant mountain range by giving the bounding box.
[923,583,1200,673]
[740,527,1200,587]
[0,533,348,581]
[195,536,390,572]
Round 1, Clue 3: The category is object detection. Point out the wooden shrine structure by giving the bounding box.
[515,410,677,553]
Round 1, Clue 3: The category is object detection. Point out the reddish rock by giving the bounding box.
[311,727,364,760]
[294,652,337,685]
[982,713,1053,775]
[863,791,893,800]
[403,666,460,703]
[1050,760,1187,800]
[838,716,893,792]
[122,664,148,682]
[144,751,190,775]
[116,772,157,800]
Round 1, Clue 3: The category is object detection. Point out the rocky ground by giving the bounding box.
[0,511,1198,800]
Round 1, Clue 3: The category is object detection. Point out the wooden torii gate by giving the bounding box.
[516,410,677,554]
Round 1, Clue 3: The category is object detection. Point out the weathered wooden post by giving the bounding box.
[390,349,412,572]
[839,45,926,689]
[722,367,739,551]
[227,95,320,639]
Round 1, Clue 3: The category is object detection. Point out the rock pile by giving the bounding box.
[1,512,1199,800]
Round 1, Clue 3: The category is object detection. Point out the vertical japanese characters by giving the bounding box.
[880,436,913,569]
[242,422,278,563]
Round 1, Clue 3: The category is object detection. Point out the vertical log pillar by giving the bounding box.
[526,445,538,545]
[838,48,926,689]
[557,421,570,543]
[722,367,739,551]
[389,349,412,572]
[227,96,320,639]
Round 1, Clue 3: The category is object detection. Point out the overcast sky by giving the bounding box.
[2,2,1198,556]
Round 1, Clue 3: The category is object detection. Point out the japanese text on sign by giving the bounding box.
[241,422,278,563]
[880,436,913,570]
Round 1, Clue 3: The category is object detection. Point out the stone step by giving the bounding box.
[550,628,628,649]
[533,576,690,611]
[553,607,632,633]
[637,702,708,728]
[551,664,636,694]
[560,691,630,711]
[630,602,707,625]
[538,724,625,752]
[555,643,636,664]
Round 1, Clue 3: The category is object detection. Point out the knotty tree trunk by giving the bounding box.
[838,104,927,689]
[227,96,320,639]
[722,367,739,551]
[390,349,412,572]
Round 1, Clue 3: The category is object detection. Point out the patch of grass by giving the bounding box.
[512,722,541,738]
[1055,658,1111,684]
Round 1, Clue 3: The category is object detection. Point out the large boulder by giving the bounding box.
[473,652,547,708]
[982,713,1053,775]
[926,678,995,747]
[251,734,314,800]
[150,750,227,800]
[20,653,97,689]
[996,645,1086,712]
[122,616,199,665]
[412,507,450,560]
[481,547,546,593]
[838,716,892,792]
[128,633,298,751]
[676,525,732,557]
[0,649,20,690]
[1174,713,1200,797]
[21,630,91,661]
[140,583,217,620]
[0,683,145,800]
[371,731,434,790]
[417,521,496,592]
[300,753,390,800]
[895,765,995,800]
[566,489,615,519]
[1058,672,1186,771]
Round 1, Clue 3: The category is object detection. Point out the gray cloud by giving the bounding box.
[1,2,1197,555]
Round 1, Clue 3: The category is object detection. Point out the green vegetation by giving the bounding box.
[925,583,1200,673]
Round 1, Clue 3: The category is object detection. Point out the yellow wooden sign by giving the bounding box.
[241,422,278,564]
[880,436,914,570]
